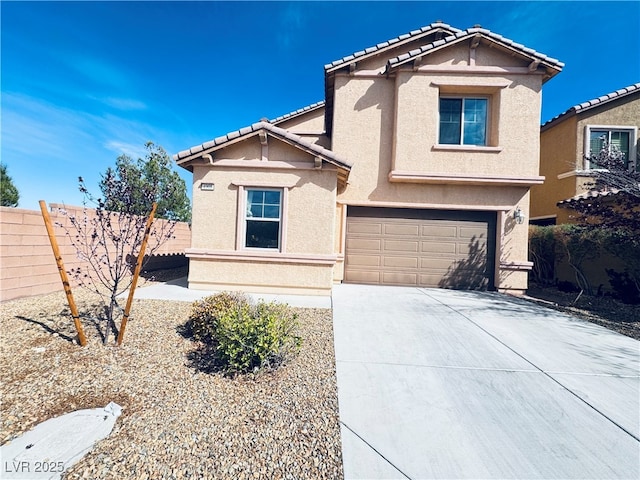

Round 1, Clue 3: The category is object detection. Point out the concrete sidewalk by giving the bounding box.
[332,284,640,479]
[130,276,332,308]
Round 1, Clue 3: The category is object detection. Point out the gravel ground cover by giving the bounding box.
[524,283,640,340]
[1,288,343,479]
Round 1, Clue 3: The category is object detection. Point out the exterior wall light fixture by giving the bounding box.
[514,207,525,224]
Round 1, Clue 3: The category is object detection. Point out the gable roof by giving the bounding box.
[270,101,325,125]
[385,26,564,75]
[323,21,563,135]
[323,21,461,135]
[173,121,352,184]
[542,82,640,131]
[324,21,461,73]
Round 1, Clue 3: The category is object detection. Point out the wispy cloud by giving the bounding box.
[64,54,132,90]
[90,96,148,111]
[104,140,148,159]
[277,3,307,50]
[1,92,172,208]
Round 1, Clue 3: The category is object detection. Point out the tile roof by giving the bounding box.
[557,188,622,206]
[385,26,564,72]
[542,82,640,130]
[173,121,352,171]
[270,101,325,125]
[324,21,461,72]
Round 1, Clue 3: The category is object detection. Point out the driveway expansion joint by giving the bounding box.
[340,421,412,480]
[419,288,640,443]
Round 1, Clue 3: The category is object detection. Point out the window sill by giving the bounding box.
[432,144,503,153]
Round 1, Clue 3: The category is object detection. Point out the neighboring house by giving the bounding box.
[531,83,640,225]
[174,21,563,296]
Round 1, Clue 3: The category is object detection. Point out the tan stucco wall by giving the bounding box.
[189,260,334,295]
[393,72,541,177]
[532,117,578,220]
[189,149,338,294]
[275,107,325,133]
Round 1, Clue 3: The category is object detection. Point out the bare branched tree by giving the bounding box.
[57,170,178,344]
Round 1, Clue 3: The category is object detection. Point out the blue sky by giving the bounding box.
[2,1,639,210]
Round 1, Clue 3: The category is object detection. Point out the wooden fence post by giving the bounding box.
[117,203,157,346]
[39,200,88,346]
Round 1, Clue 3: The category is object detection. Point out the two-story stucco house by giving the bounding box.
[531,83,640,225]
[174,21,563,296]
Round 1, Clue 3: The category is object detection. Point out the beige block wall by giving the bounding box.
[0,205,190,302]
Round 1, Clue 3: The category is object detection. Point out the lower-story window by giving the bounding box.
[245,189,282,249]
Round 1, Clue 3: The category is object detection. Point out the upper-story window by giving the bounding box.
[585,125,637,171]
[245,189,282,249]
[439,97,488,146]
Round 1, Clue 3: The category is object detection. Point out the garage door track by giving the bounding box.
[332,284,640,479]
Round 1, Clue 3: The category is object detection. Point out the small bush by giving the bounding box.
[188,292,301,374]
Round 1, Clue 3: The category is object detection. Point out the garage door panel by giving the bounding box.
[421,225,457,237]
[384,240,419,252]
[348,222,383,234]
[345,209,495,289]
[421,242,457,254]
[420,257,460,269]
[383,256,419,268]
[345,270,381,284]
[384,224,420,236]
[347,254,381,267]
[458,242,487,255]
[347,238,382,251]
[460,227,488,239]
[382,272,418,285]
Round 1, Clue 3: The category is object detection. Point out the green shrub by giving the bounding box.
[528,225,556,285]
[188,292,301,374]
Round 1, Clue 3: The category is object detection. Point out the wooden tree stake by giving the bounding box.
[117,202,157,346]
[39,200,87,346]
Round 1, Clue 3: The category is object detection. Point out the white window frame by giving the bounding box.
[438,95,491,147]
[584,125,637,171]
[233,182,292,252]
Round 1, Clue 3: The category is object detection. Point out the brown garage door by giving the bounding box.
[345,207,495,290]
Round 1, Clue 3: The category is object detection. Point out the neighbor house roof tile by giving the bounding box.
[542,82,640,130]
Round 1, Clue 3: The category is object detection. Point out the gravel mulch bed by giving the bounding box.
[523,283,640,340]
[1,288,343,479]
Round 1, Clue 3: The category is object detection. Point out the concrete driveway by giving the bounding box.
[332,284,640,479]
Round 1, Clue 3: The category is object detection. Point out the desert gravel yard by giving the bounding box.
[0,290,342,479]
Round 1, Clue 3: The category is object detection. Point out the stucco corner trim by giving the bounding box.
[500,261,534,272]
[185,248,339,266]
[388,170,545,186]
